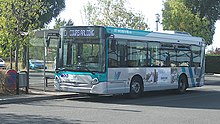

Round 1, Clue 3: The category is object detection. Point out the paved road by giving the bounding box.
[0,75,220,124]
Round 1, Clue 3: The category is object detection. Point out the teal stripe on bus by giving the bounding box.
[181,67,186,74]
[105,27,151,36]
[188,67,196,87]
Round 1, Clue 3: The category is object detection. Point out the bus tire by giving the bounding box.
[130,76,143,98]
[178,75,188,94]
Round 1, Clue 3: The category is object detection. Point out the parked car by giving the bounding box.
[29,59,47,69]
[0,58,6,68]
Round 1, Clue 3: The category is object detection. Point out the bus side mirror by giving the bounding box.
[111,39,116,52]
[58,38,61,48]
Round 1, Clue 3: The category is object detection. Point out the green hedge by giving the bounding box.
[205,56,220,74]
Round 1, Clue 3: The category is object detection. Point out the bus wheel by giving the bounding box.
[130,77,143,98]
[178,75,188,94]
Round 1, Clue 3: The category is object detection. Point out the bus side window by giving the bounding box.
[165,53,171,66]
[108,39,118,67]
[148,42,160,67]
[111,39,116,52]
[191,45,201,67]
[127,40,147,67]
[176,50,191,67]
[108,39,127,67]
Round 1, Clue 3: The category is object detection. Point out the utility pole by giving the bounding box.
[43,31,46,91]
[155,13,160,31]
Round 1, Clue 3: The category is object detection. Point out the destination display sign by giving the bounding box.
[63,27,104,38]
[69,29,94,37]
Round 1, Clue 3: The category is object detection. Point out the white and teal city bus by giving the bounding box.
[53,26,205,98]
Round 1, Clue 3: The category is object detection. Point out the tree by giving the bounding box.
[181,0,220,23]
[181,0,220,45]
[0,0,65,70]
[83,0,149,30]
[0,0,42,70]
[35,0,66,28]
[53,18,74,29]
[162,0,212,45]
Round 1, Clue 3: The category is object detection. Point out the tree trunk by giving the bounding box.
[15,41,19,71]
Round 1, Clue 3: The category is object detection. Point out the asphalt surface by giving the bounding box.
[0,74,219,105]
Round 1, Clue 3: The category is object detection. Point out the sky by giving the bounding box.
[49,0,220,50]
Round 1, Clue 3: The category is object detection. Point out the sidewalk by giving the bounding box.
[0,89,77,105]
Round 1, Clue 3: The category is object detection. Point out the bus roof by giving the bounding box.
[105,26,204,46]
[59,26,204,46]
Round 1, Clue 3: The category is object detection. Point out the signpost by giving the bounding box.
[6,69,17,94]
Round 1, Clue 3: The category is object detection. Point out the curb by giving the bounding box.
[205,74,220,78]
[0,93,77,105]
[214,74,220,76]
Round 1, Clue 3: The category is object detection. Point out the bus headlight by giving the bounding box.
[55,76,61,83]
[91,78,99,85]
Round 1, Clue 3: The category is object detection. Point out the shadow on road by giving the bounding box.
[26,72,220,110]
[65,89,220,110]
[0,113,95,124]
[204,81,220,86]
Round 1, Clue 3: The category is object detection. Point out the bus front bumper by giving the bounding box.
[54,82,108,94]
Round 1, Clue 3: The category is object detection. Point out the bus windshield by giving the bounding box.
[62,38,105,73]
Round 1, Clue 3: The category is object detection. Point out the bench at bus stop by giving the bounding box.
[45,75,54,87]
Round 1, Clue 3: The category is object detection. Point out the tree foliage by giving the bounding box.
[0,0,43,56]
[83,0,149,30]
[0,0,65,70]
[38,0,65,28]
[162,0,213,45]
[181,0,220,45]
[53,18,74,29]
[0,0,65,55]
[0,0,43,70]
[0,0,40,70]
[181,0,220,23]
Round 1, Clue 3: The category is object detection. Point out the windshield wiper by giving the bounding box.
[55,68,75,73]
[76,66,95,75]
[55,66,95,75]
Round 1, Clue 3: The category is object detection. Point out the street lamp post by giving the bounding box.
[155,13,160,31]
[43,31,46,91]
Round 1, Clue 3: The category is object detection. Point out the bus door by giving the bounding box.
[107,39,127,94]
